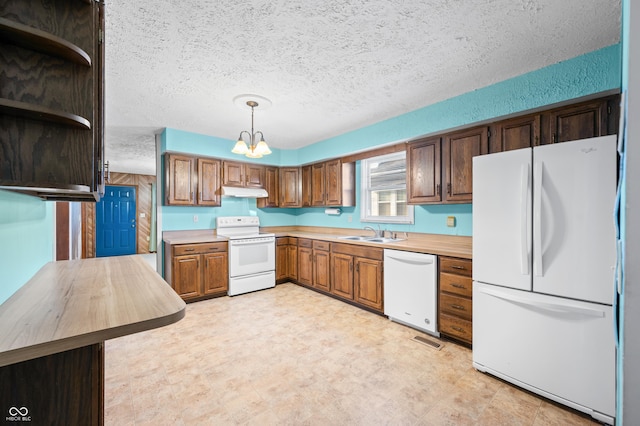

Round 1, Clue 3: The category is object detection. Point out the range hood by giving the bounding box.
[221,186,268,198]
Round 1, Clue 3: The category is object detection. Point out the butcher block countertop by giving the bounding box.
[0,255,186,367]
[163,227,472,259]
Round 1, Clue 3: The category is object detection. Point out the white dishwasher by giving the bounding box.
[383,249,438,336]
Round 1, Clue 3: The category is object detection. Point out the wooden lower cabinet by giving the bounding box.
[354,257,383,311]
[276,237,298,282]
[331,252,354,300]
[0,343,104,425]
[330,243,384,313]
[297,239,313,286]
[313,241,331,292]
[438,256,473,344]
[164,242,228,302]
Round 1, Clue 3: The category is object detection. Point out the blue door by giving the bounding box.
[96,185,137,257]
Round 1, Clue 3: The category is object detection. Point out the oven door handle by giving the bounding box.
[230,239,275,246]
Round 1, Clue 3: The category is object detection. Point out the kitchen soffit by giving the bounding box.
[104,0,621,175]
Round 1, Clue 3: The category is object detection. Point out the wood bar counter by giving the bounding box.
[0,256,186,425]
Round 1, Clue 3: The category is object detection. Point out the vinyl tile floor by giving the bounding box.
[105,283,599,425]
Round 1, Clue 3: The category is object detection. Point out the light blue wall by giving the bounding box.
[162,44,620,236]
[0,190,54,305]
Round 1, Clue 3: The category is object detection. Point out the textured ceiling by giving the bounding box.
[104,0,621,175]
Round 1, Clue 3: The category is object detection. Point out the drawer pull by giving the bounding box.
[184,248,195,252]
[450,304,466,310]
[451,265,466,270]
[451,283,466,289]
[451,326,465,332]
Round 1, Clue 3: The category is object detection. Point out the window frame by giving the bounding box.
[360,151,414,224]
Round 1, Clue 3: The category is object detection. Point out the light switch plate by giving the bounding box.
[446,216,455,227]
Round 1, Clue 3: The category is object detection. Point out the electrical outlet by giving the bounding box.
[447,216,455,227]
[193,215,199,223]
[348,215,353,222]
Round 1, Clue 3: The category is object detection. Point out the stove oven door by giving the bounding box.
[228,237,276,277]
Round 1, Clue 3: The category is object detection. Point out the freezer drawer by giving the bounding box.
[472,282,615,424]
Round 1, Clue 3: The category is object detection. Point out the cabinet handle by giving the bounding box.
[436,184,441,196]
[450,304,466,310]
[447,183,451,195]
[451,283,466,289]
[451,265,466,270]
[184,248,195,252]
[552,133,557,144]
[451,326,465,332]
[198,192,202,201]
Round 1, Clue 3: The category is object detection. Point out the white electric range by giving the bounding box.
[216,216,275,296]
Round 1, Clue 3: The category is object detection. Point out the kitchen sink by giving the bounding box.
[365,237,405,243]
[339,236,405,243]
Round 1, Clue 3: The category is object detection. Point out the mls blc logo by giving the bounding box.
[6,406,31,422]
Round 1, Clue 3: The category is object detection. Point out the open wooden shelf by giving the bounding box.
[0,98,91,130]
[0,17,91,67]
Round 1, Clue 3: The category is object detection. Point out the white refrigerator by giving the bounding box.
[472,135,617,425]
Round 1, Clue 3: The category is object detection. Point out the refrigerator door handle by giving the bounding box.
[520,163,530,275]
[533,161,543,276]
[478,285,606,318]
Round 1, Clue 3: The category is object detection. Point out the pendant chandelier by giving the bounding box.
[231,100,272,159]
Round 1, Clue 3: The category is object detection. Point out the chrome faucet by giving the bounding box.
[364,225,382,238]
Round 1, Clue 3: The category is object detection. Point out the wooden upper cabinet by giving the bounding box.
[222,161,245,186]
[165,154,195,205]
[546,99,609,144]
[245,164,264,187]
[407,137,441,204]
[301,165,312,207]
[443,126,488,203]
[311,163,326,206]
[0,1,104,201]
[280,167,302,207]
[325,159,342,206]
[491,114,541,153]
[197,158,221,206]
[257,166,279,208]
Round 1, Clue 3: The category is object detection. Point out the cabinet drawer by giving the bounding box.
[439,293,472,320]
[313,240,330,251]
[174,242,227,256]
[298,238,312,248]
[440,272,472,297]
[440,313,472,343]
[440,257,472,277]
[276,237,290,246]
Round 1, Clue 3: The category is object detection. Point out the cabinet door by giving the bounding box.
[257,166,279,208]
[280,167,302,207]
[354,257,383,311]
[301,165,312,207]
[165,154,195,205]
[443,126,488,203]
[276,239,288,281]
[547,100,608,144]
[407,138,441,204]
[331,253,354,300]
[197,158,221,206]
[202,252,228,295]
[324,159,342,206]
[245,164,264,187]
[287,244,298,281]
[172,255,200,299]
[311,163,326,206]
[491,115,541,153]
[297,246,313,286]
[313,249,331,292]
[222,161,245,186]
